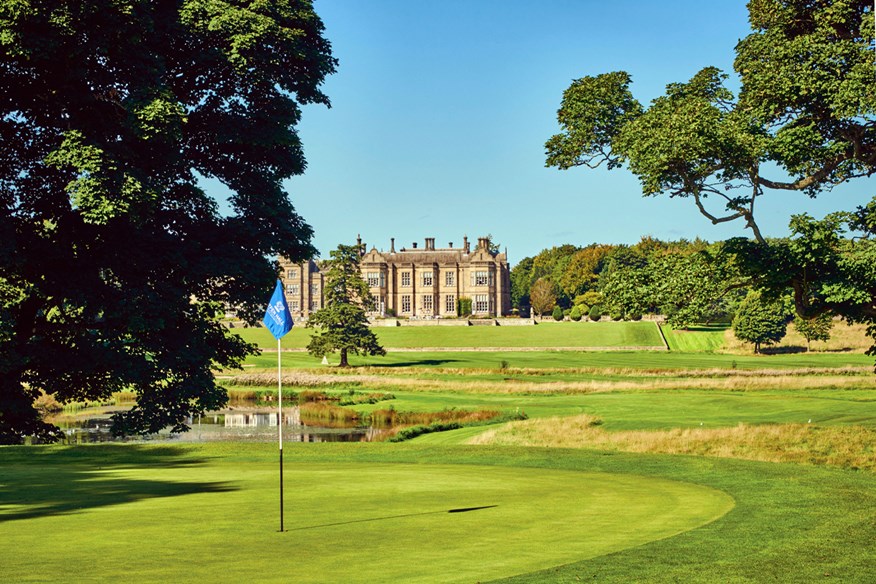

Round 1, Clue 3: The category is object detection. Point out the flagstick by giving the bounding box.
[278,336,284,533]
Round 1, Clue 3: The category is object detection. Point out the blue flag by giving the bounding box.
[263,280,294,340]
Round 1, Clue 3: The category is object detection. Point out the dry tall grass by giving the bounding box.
[724,319,873,354]
[469,415,876,471]
[225,369,874,396]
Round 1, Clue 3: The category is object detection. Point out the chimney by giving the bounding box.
[449,241,453,248]
[425,237,435,251]
[390,238,395,253]
[463,235,470,253]
[477,237,488,250]
[412,242,418,249]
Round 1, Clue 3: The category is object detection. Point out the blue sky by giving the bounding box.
[237,0,873,263]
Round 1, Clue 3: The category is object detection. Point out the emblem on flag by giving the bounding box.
[263,280,293,339]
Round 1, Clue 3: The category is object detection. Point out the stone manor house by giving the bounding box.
[279,235,512,319]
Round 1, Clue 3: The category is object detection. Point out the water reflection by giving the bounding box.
[56,406,387,444]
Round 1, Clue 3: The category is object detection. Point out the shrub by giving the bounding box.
[589,305,602,321]
[552,305,564,321]
[628,312,643,321]
[611,310,624,321]
[457,297,472,316]
[569,306,583,321]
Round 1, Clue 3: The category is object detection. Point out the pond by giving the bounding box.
[53,406,388,444]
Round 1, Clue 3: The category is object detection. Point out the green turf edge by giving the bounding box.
[1,443,872,583]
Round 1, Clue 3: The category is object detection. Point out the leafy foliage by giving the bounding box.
[551,305,564,321]
[306,245,385,367]
[732,291,791,353]
[588,305,602,322]
[529,278,557,317]
[457,296,473,317]
[546,0,876,364]
[794,313,834,351]
[0,0,336,443]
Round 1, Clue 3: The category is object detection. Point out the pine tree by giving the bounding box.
[306,245,386,367]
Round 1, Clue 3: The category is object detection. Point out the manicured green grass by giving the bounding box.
[1,443,873,582]
[242,348,874,370]
[662,324,728,352]
[0,443,730,584]
[232,321,665,349]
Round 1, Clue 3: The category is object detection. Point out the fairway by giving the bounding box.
[232,321,665,349]
[0,444,732,584]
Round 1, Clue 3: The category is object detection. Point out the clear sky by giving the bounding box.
[227,0,874,264]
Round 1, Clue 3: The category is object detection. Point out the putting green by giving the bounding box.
[1,456,733,583]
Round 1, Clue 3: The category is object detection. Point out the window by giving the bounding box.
[401,295,411,313]
[422,272,433,286]
[401,272,411,287]
[311,284,319,295]
[445,294,455,313]
[423,295,433,312]
[289,284,299,295]
[473,271,489,286]
[291,300,299,311]
[310,300,319,311]
[366,272,380,287]
[475,294,489,313]
[287,269,298,279]
[445,271,454,286]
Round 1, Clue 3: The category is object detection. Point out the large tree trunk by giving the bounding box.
[339,348,349,367]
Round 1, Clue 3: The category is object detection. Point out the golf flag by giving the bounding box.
[263,280,293,339]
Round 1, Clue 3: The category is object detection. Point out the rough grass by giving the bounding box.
[225,367,875,396]
[723,319,873,354]
[470,415,876,471]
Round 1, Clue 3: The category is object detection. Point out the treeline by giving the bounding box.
[512,237,743,328]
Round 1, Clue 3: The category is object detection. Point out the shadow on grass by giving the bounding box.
[0,444,237,523]
[760,345,808,355]
[377,359,462,368]
[286,505,498,531]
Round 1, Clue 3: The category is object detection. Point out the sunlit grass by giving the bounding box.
[470,415,876,471]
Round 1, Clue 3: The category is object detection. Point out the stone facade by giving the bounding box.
[279,235,512,319]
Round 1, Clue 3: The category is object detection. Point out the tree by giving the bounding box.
[794,313,834,352]
[0,2,337,443]
[650,246,737,329]
[306,245,385,367]
[551,305,564,321]
[559,244,615,299]
[569,305,583,322]
[547,0,876,362]
[529,278,557,318]
[510,256,534,310]
[732,291,790,354]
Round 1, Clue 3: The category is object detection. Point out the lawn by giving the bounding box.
[1,443,873,583]
[240,347,874,370]
[231,320,665,349]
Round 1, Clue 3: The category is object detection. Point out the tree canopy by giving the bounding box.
[546,0,875,360]
[306,244,385,367]
[547,1,874,242]
[732,291,791,353]
[0,1,337,443]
